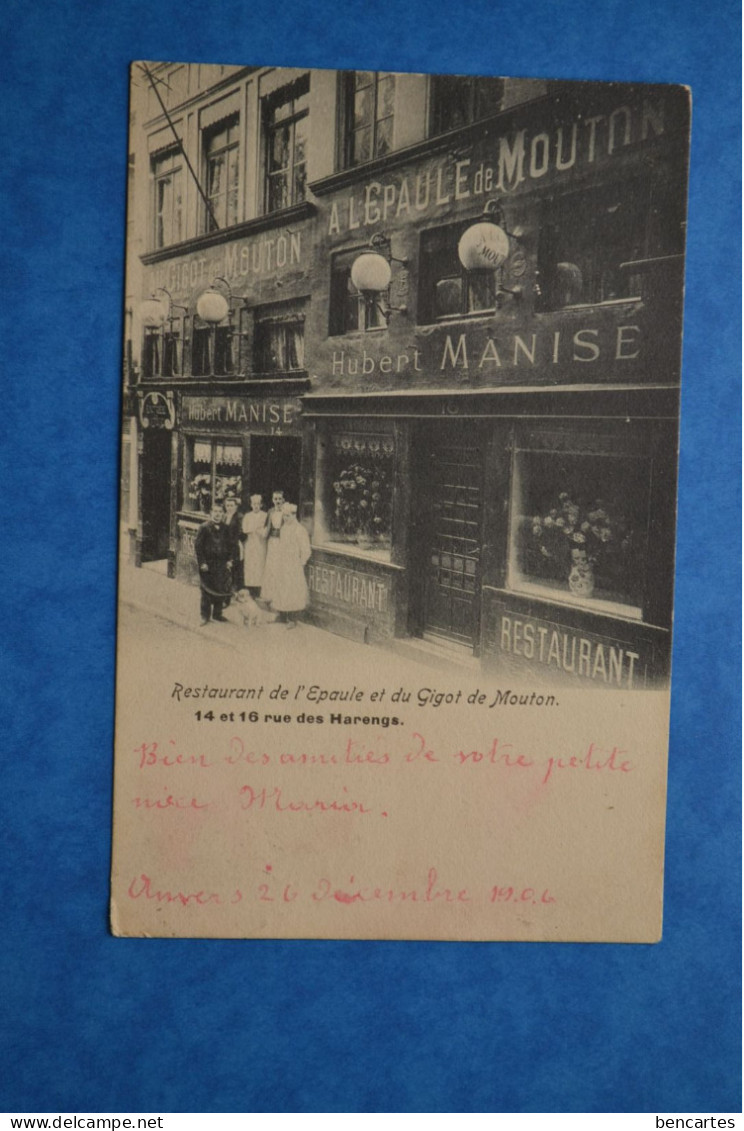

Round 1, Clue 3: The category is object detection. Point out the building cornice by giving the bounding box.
[140,201,316,265]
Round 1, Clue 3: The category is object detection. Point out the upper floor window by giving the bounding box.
[191,318,234,377]
[343,71,395,168]
[418,226,496,323]
[264,76,309,213]
[254,304,306,373]
[203,115,239,232]
[429,75,504,135]
[536,183,648,310]
[142,325,181,379]
[152,149,183,249]
[329,249,387,335]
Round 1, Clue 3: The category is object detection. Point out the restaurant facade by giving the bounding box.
[124,64,689,689]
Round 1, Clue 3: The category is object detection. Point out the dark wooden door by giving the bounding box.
[420,428,484,647]
[141,428,172,562]
[249,435,302,509]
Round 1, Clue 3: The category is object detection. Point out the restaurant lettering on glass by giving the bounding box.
[123,64,689,687]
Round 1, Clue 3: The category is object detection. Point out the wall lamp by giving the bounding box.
[457,199,523,306]
[196,276,244,325]
[350,233,408,323]
[140,287,186,328]
[196,276,253,343]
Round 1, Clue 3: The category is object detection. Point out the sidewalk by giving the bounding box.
[117,554,478,674]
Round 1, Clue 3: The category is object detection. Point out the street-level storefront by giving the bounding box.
[302,386,677,689]
[300,80,688,687]
[174,393,305,584]
[132,195,315,577]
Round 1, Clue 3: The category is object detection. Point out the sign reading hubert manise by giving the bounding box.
[181,397,300,431]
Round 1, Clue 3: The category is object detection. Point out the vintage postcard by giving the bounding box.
[112,63,690,940]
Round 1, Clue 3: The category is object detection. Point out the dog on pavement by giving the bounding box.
[235,589,278,627]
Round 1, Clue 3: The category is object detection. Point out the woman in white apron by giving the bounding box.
[241,494,269,596]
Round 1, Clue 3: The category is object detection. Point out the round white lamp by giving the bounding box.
[196,287,230,324]
[457,221,510,272]
[140,297,168,328]
[350,251,392,295]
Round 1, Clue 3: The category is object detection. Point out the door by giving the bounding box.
[416,424,484,648]
[141,428,172,562]
[248,435,302,509]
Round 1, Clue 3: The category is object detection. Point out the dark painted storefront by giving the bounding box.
[300,82,688,688]
[130,76,689,689]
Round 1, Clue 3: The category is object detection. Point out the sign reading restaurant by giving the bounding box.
[327,96,667,235]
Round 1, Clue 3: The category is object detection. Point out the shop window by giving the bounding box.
[329,249,387,334]
[203,115,239,232]
[430,75,504,135]
[536,183,651,310]
[152,149,183,249]
[254,307,305,374]
[315,430,395,555]
[418,226,496,323]
[191,320,234,377]
[184,438,243,514]
[142,326,181,379]
[264,76,309,213]
[508,440,649,619]
[342,71,395,168]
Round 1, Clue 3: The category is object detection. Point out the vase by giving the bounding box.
[568,561,595,598]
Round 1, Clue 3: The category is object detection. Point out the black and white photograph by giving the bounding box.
[112,61,691,942]
[122,63,688,688]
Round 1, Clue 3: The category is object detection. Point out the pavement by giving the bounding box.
[117,552,479,674]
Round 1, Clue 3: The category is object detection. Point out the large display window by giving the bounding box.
[313,426,395,560]
[183,437,243,514]
[507,429,650,620]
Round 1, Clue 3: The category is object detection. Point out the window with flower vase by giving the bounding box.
[314,430,395,556]
[183,438,243,515]
[507,438,650,619]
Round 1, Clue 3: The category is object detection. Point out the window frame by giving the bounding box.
[418,223,499,325]
[142,322,182,380]
[429,74,505,136]
[263,75,310,215]
[202,114,240,233]
[182,435,244,516]
[341,71,396,170]
[253,306,306,376]
[505,426,654,622]
[190,316,235,378]
[313,423,396,561]
[151,148,184,250]
[535,180,658,312]
[329,248,388,336]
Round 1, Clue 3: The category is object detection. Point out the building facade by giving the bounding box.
[124,63,689,689]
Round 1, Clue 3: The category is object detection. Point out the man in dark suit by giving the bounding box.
[223,495,245,594]
[194,503,233,625]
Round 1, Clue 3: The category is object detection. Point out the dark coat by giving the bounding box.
[195,520,233,598]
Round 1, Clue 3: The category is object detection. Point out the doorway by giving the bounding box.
[248,435,302,509]
[141,428,172,563]
[411,422,484,649]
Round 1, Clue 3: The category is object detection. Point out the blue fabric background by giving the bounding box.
[1,0,740,1114]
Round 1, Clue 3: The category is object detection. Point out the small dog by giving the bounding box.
[235,589,278,627]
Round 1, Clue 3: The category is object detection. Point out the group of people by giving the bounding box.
[194,490,311,628]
